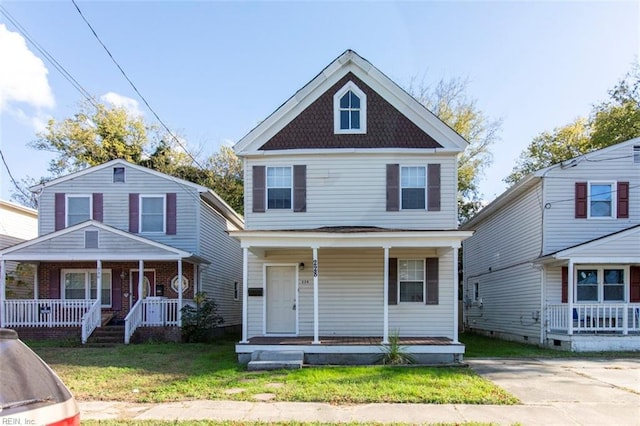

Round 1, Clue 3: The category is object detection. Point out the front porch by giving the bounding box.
[547,303,640,334]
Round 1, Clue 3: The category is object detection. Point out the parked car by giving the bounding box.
[0,328,80,425]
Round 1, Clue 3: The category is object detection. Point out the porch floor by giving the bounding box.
[243,336,453,345]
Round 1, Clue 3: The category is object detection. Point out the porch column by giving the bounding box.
[241,247,249,343]
[0,259,5,327]
[568,259,574,335]
[96,260,102,328]
[138,260,144,305]
[312,246,320,345]
[177,259,183,326]
[382,246,389,344]
[453,246,459,343]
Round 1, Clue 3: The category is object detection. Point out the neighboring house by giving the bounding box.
[462,139,640,351]
[0,200,37,299]
[231,50,472,365]
[0,159,244,344]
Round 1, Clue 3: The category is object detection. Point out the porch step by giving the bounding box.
[247,350,304,371]
[86,325,125,347]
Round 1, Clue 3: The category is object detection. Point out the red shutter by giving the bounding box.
[111,270,122,311]
[49,267,60,299]
[129,193,139,233]
[617,182,629,219]
[630,266,640,303]
[253,166,265,213]
[388,258,397,305]
[92,193,103,222]
[293,165,306,213]
[386,164,399,212]
[54,193,65,231]
[561,266,568,303]
[425,258,439,304]
[575,182,587,218]
[166,193,177,235]
[427,164,441,212]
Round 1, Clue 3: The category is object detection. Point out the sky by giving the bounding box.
[0,0,638,206]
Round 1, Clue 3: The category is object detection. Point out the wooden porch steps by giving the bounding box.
[247,350,304,371]
[86,325,124,347]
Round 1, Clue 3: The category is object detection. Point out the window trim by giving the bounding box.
[333,81,367,134]
[139,194,166,233]
[400,165,427,210]
[65,194,92,227]
[397,259,425,303]
[587,181,616,219]
[574,265,628,303]
[61,268,112,308]
[266,166,293,211]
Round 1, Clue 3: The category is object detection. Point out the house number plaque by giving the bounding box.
[313,259,318,277]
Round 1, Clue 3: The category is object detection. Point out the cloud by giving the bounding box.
[0,24,55,112]
[100,92,143,117]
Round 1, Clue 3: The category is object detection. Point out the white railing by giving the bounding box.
[124,298,189,344]
[547,303,640,334]
[81,299,102,344]
[2,299,95,327]
[124,299,143,344]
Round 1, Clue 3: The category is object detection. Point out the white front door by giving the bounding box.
[266,266,296,334]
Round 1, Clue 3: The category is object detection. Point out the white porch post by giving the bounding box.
[96,260,102,328]
[241,247,249,343]
[138,260,144,303]
[312,246,320,345]
[0,259,6,327]
[382,246,389,344]
[177,259,183,326]
[568,259,574,335]
[453,246,459,343]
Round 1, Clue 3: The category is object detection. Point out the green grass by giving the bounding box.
[30,336,516,405]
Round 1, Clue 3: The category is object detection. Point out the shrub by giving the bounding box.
[181,292,224,343]
[380,330,416,365]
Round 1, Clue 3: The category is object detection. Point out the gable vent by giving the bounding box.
[85,230,99,248]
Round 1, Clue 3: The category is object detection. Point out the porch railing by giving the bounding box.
[124,299,143,345]
[124,298,185,344]
[2,299,96,328]
[81,299,102,344]
[547,303,640,334]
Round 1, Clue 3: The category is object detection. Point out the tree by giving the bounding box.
[407,77,501,223]
[505,65,640,186]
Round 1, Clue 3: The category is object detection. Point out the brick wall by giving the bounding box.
[13,327,81,342]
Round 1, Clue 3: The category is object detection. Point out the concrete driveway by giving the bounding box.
[468,358,640,425]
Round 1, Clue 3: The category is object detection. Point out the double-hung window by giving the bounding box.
[62,269,112,307]
[140,195,165,233]
[266,167,292,209]
[401,166,426,209]
[589,182,614,218]
[66,195,91,226]
[398,259,424,302]
[576,267,625,302]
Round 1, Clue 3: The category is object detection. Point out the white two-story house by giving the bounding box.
[463,139,640,351]
[231,50,472,364]
[0,160,244,344]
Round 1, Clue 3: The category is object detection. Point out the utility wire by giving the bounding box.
[70,0,205,171]
[0,148,32,200]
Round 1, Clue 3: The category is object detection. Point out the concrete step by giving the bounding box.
[247,350,304,370]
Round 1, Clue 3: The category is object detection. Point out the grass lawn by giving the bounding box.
[30,336,516,405]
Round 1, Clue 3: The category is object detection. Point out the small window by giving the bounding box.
[634,145,640,164]
[398,259,424,302]
[588,182,614,218]
[85,230,99,248]
[401,166,426,209]
[234,282,239,300]
[67,195,91,226]
[113,167,125,183]
[140,195,165,232]
[333,81,366,134]
[473,282,480,301]
[266,166,292,209]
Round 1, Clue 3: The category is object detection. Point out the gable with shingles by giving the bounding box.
[261,72,442,150]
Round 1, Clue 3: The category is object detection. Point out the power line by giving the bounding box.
[70,0,205,171]
[0,148,31,200]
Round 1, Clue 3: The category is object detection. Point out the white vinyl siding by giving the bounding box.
[244,153,457,230]
[0,202,37,241]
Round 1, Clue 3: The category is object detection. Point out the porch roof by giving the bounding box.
[536,224,640,265]
[0,220,208,264]
[230,227,472,249]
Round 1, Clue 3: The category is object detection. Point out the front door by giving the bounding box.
[266,266,296,334]
[131,270,155,305]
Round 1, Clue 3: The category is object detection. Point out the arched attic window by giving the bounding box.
[333,81,367,134]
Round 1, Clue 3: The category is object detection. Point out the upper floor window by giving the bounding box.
[589,182,614,218]
[140,195,165,233]
[113,167,125,183]
[398,259,424,302]
[401,166,426,209]
[333,81,366,134]
[67,195,91,226]
[267,166,292,209]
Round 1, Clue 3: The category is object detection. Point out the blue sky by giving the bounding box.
[1,1,638,204]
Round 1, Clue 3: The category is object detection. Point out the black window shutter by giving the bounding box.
[425,258,439,305]
[253,166,266,213]
[293,165,307,212]
[388,257,397,305]
[427,164,441,211]
[386,164,399,212]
